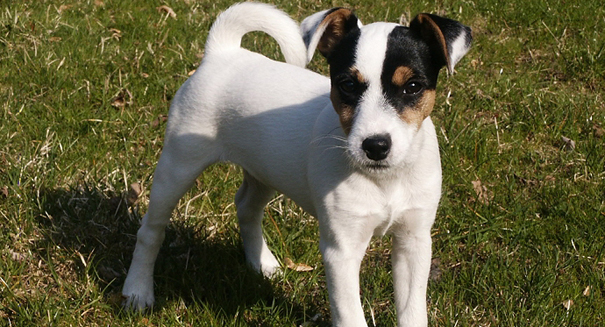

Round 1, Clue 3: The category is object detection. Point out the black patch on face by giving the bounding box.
[327,29,368,110]
[381,26,441,113]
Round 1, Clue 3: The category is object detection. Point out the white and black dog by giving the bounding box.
[122,3,471,326]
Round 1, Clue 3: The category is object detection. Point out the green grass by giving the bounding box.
[1,0,603,326]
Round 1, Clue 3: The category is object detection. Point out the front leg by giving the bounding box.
[319,224,373,327]
[391,209,436,327]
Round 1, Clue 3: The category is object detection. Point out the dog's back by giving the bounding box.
[163,3,332,212]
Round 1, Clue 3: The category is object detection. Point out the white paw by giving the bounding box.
[260,260,282,278]
[248,251,281,278]
[122,276,155,311]
[122,291,155,311]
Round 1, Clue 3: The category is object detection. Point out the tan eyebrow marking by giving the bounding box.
[391,66,414,86]
[349,67,366,83]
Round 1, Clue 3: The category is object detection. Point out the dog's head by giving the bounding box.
[302,9,471,172]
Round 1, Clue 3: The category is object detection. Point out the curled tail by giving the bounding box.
[205,2,307,68]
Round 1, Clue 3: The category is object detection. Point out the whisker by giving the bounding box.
[324,145,348,150]
[311,133,347,146]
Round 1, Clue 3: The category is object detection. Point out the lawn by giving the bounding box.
[1,0,603,326]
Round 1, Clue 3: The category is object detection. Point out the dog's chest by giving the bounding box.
[371,181,417,236]
[329,173,436,237]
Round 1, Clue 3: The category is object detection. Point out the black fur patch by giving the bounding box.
[380,26,441,114]
[328,29,367,111]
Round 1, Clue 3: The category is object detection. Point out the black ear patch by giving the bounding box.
[409,14,472,73]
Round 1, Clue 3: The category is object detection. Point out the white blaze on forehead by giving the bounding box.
[348,23,405,163]
[353,22,399,86]
[351,22,399,136]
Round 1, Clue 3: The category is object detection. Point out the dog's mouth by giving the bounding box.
[363,162,390,171]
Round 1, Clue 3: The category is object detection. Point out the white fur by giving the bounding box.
[447,31,472,73]
[123,4,443,327]
[206,2,307,67]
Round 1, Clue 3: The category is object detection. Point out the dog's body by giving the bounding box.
[122,3,471,326]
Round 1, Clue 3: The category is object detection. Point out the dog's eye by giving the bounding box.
[402,81,423,95]
[338,79,356,94]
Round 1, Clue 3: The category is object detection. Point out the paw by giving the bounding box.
[122,291,155,311]
[122,275,155,311]
[248,251,281,278]
[260,260,282,278]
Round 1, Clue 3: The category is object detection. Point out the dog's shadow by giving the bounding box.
[34,184,323,324]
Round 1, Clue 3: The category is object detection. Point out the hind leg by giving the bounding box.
[235,170,280,277]
[122,137,216,310]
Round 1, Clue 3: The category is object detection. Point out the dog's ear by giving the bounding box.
[409,14,472,74]
[301,8,362,63]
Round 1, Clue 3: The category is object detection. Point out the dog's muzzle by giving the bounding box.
[362,134,391,161]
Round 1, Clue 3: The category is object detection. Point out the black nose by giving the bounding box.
[362,134,391,161]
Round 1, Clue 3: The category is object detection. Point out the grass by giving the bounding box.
[1,0,603,326]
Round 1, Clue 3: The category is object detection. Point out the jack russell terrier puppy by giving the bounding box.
[122,3,471,326]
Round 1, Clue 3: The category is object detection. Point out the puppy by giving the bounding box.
[122,3,471,326]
